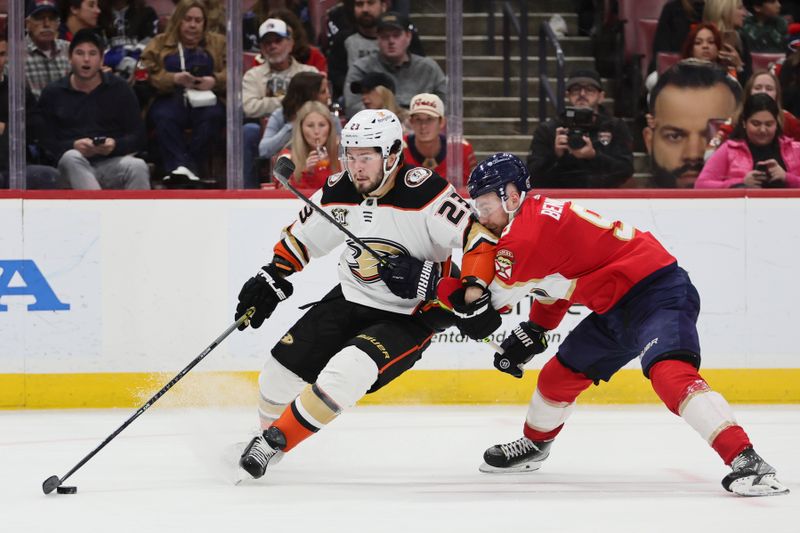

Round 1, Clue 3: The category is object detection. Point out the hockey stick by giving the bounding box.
[271,157,389,268]
[41,307,255,495]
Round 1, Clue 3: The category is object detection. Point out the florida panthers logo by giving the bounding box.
[346,238,409,283]
[495,249,515,281]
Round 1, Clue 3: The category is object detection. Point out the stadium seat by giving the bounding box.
[750,52,785,72]
[657,52,681,74]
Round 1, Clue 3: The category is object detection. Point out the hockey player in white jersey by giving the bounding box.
[235,109,497,480]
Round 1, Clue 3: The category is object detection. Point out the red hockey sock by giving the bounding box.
[523,357,592,441]
[650,359,751,464]
[712,426,752,465]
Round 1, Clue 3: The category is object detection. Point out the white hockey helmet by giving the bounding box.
[340,109,404,158]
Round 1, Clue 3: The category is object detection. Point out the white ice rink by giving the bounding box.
[3,405,798,532]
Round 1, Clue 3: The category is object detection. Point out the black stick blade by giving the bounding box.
[273,157,296,184]
[42,475,60,494]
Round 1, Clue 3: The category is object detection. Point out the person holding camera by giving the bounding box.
[36,28,149,189]
[527,69,633,188]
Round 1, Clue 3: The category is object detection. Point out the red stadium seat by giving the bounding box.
[750,52,785,72]
[657,52,681,74]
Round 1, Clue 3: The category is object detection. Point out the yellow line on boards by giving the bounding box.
[1,369,798,409]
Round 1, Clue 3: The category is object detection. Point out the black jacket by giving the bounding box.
[527,111,634,189]
[36,72,146,162]
[0,78,38,171]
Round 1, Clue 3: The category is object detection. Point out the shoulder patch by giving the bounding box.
[327,170,345,187]
[495,248,515,281]
[404,167,433,188]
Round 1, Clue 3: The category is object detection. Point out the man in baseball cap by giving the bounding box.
[25,0,70,97]
[403,93,477,184]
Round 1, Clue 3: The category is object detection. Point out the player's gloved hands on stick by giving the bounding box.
[378,254,440,300]
[236,264,294,330]
[494,321,548,378]
[448,287,502,340]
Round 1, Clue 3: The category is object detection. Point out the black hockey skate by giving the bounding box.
[721,447,789,496]
[479,437,552,473]
[238,426,287,479]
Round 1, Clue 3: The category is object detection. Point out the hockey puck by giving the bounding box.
[56,486,77,495]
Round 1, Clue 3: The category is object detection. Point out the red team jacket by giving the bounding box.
[488,195,677,330]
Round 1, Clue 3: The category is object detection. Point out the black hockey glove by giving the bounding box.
[494,321,548,378]
[236,264,294,330]
[378,254,441,300]
[449,288,502,341]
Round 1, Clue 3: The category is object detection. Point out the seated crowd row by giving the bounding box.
[1,0,454,190]
[2,0,800,190]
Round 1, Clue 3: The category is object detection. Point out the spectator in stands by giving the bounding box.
[780,27,800,113]
[59,0,103,41]
[243,18,319,188]
[696,92,800,186]
[36,29,149,189]
[651,0,706,73]
[704,0,753,83]
[527,69,633,188]
[0,31,61,189]
[742,0,788,51]
[98,0,158,81]
[344,12,444,118]
[277,100,341,189]
[272,8,328,73]
[402,93,476,185]
[644,60,742,187]
[647,23,739,99]
[25,0,71,98]
[258,71,340,162]
[327,1,424,101]
[140,0,226,183]
[350,71,407,127]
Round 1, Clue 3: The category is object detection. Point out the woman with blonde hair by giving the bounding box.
[703,0,752,82]
[141,0,227,183]
[277,100,341,189]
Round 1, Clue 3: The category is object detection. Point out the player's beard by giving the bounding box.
[649,154,704,188]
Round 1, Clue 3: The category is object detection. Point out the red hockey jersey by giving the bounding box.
[489,195,677,330]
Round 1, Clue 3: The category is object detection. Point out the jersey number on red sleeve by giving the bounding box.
[570,203,635,241]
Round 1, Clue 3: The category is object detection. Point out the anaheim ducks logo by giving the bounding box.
[346,238,409,283]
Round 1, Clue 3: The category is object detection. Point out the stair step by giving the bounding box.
[461,76,615,97]
[436,55,596,76]
[412,12,579,37]
[424,35,593,56]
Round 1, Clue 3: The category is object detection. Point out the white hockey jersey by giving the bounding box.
[272,165,496,315]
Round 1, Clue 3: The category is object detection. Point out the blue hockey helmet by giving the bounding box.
[467,152,531,201]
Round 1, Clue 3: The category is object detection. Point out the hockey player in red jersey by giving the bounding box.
[445,152,789,497]
[234,109,496,481]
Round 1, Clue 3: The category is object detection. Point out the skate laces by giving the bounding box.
[499,437,537,460]
[247,436,276,467]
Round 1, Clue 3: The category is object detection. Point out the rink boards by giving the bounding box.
[1,190,799,408]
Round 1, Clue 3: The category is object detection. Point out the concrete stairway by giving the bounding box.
[408,0,650,185]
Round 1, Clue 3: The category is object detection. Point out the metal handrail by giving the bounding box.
[538,21,566,124]
[487,1,530,133]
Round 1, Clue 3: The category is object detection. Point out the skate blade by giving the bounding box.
[479,460,545,474]
[729,474,790,497]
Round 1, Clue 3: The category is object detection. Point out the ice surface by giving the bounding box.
[3,405,797,532]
